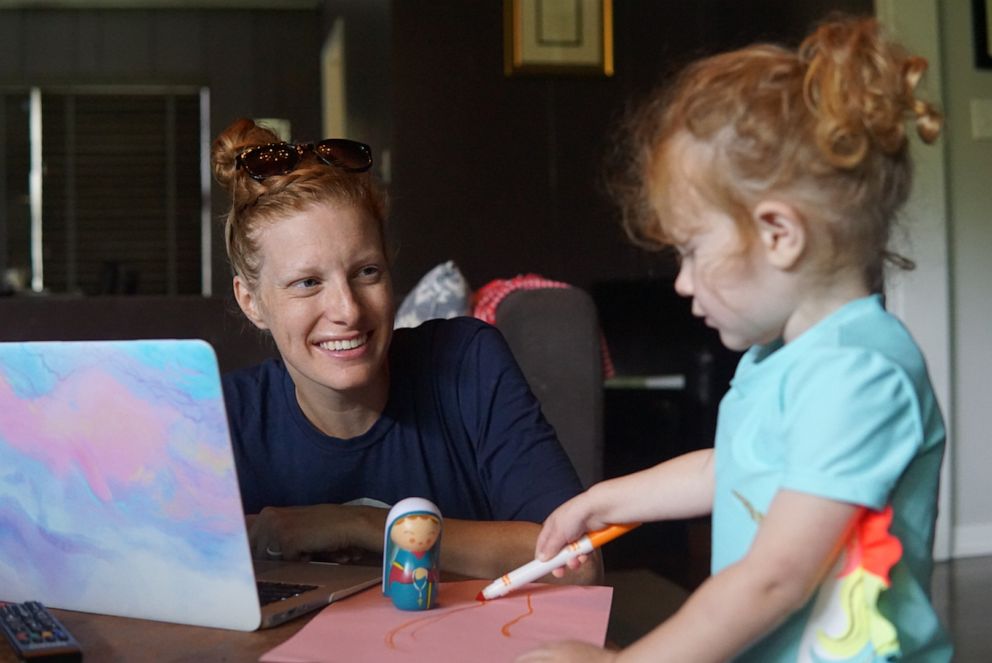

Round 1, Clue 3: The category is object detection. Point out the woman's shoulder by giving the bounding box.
[390,317,515,381]
[394,315,492,337]
[221,357,288,401]
[392,316,501,353]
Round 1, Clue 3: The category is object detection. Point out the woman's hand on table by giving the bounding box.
[246,504,387,561]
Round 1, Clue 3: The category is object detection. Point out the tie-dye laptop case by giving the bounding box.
[0,339,378,630]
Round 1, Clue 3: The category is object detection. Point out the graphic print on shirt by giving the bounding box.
[798,506,902,662]
[733,492,903,662]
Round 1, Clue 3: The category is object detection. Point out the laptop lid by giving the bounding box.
[0,339,379,631]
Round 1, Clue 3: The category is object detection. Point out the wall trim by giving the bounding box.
[952,523,992,559]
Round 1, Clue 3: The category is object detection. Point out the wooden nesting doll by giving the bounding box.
[382,497,442,610]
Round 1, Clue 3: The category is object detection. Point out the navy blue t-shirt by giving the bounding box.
[222,317,583,523]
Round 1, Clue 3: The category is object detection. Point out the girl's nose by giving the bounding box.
[674,264,693,297]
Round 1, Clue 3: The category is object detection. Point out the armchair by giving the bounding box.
[490,286,605,489]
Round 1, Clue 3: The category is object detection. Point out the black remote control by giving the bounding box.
[0,601,82,661]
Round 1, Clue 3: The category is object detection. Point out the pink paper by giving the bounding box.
[260,579,613,662]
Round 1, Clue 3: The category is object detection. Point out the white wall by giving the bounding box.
[877,0,992,560]
[876,0,953,559]
[941,0,992,558]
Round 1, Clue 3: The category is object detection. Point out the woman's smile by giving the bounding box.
[317,333,369,353]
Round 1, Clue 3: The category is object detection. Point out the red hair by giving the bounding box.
[211,118,389,288]
[610,15,941,290]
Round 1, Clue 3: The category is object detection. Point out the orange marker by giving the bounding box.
[477,523,640,601]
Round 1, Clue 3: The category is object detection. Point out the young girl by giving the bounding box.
[517,15,950,663]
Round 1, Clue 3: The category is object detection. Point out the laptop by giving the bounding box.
[0,338,381,631]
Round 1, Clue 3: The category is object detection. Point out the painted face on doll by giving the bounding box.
[390,515,441,553]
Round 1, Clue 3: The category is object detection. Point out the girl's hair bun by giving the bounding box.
[903,56,942,145]
[799,17,942,169]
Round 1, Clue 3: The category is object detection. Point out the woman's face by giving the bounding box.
[235,201,394,403]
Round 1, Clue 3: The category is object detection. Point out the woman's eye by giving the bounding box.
[357,265,382,280]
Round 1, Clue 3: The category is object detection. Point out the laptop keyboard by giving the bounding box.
[256,580,319,606]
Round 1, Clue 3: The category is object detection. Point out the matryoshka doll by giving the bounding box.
[383,497,442,610]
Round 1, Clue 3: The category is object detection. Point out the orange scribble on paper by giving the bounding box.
[385,601,487,650]
[500,592,534,637]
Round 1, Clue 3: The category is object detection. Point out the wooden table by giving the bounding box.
[2,572,637,661]
[1,605,315,662]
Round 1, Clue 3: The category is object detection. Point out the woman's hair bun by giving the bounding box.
[210,118,281,191]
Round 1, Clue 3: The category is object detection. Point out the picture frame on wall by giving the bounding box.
[975,0,992,69]
[504,0,613,77]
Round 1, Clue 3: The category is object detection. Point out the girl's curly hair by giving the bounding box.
[608,15,941,290]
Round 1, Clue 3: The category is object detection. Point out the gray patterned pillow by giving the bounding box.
[394,260,471,329]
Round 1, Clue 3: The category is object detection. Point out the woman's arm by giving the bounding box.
[247,503,602,584]
[247,503,387,562]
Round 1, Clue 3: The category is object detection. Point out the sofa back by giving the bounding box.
[1,290,605,488]
[0,295,277,372]
[493,287,604,488]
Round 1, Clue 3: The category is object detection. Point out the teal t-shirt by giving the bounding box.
[713,295,952,662]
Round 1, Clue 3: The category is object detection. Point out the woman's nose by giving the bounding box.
[323,283,361,325]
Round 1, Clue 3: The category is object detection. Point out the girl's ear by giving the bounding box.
[233,276,270,330]
[752,200,806,270]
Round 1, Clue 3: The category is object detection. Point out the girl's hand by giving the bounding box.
[515,640,617,663]
[533,492,608,568]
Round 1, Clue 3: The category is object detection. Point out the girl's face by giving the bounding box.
[235,201,394,404]
[670,204,790,352]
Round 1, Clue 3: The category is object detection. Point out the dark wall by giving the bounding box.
[0,7,325,296]
[0,295,277,372]
[386,0,873,294]
[0,0,871,298]
[320,0,392,166]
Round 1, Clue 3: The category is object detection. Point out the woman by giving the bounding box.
[211,118,600,583]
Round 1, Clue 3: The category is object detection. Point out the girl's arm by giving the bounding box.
[616,489,859,663]
[440,519,603,586]
[517,489,859,663]
[534,449,716,563]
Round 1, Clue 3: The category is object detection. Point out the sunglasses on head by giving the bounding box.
[235,139,373,181]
